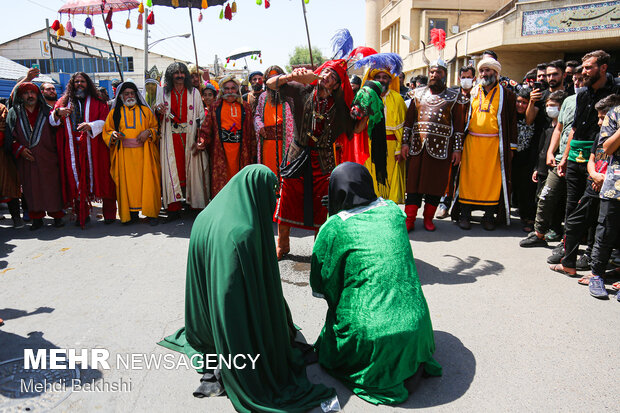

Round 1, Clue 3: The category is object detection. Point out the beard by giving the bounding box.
[583,70,600,87]
[428,78,445,93]
[251,83,263,92]
[123,98,137,107]
[379,82,389,94]
[480,74,497,87]
[75,88,86,99]
[174,75,185,84]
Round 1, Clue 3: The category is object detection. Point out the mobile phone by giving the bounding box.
[31,64,40,70]
[533,82,546,91]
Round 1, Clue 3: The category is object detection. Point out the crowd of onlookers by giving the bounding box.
[0,47,619,302]
[490,50,619,302]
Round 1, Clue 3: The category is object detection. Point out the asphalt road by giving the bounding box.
[1,206,619,412]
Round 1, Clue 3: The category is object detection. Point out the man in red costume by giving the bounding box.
[266,60,365,259]
[8,83,64,230]
[51,72,116,227]
[155,62,208,221]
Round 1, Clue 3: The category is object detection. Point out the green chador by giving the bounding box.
[310,162,442,405]
[159,164,335,412]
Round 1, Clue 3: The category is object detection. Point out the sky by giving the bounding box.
[0,0,366,73]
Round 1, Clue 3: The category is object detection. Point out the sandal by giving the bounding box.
[549,263,576,277]
[577,274,596,285]
[612,281,620,291]
[276,239,290,261]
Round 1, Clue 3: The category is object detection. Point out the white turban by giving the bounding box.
[477,58,501,75]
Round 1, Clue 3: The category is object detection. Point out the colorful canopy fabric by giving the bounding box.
[149,0,227,8]
[59,0,140,15]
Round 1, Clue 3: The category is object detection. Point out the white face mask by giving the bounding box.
[574,86,587,95]
[460,78,474,89]
[546,106,560,119]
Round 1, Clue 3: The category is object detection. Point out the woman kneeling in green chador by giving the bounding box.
[160,165,335,413]
[311,162,442,405]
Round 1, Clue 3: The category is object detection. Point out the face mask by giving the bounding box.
[574,86,587,95]
[460,78,473,89]
[546,106,560,119]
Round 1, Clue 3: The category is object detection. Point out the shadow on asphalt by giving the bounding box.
[402,330,476,408]
[0,205,195,242]
[416,255,504,285]
[305,330,475,410]
[0,308,104,402]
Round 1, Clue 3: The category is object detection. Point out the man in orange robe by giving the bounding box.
[200,75,255,198]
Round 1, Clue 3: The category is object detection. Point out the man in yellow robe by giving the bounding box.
[361,68,408,203]
[103,81,161,225]
[455,58,517,230]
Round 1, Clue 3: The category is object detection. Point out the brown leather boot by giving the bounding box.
[405,205,419,232]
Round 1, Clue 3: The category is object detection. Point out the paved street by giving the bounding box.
[1,207,619,412]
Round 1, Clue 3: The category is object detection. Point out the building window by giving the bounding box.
[388,21,400,54]
[428,18,448,42]
[12,56,135,75]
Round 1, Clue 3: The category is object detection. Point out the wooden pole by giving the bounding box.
[100,5,124,81]
[300,0,314,69]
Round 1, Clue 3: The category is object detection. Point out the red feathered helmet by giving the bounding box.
[311,59,353,108]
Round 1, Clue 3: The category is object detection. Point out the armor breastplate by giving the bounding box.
[409,87,457,160]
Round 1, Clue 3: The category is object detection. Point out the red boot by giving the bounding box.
[405,204,418,232]
[423,204,438,231]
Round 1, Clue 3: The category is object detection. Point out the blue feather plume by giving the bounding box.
[330,29,354,59]
[354,53,403,75]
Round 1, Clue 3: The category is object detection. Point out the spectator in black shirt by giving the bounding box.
[557,50,620,223]
[546,60,568,94]
[565,60,580,94]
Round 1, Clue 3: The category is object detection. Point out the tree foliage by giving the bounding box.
[287,46,325,72]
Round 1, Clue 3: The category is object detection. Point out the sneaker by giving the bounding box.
[436,204,449,219]
[545,229,562,242]
[165,211,181,223]
[29,218,44,231]
[458,218,471,230]
[576,254,591,271]
[12,217,25,229]
[520,232,548,248]
[588,276,609,299]
[547,250,563,265]
[482,220,496,231]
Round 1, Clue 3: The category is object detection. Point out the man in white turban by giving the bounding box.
[453,57,518,231]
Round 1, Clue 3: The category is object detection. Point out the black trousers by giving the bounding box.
[564,160,588,223]
[406,193,441,207]
[512,162,537,223]
[561,194,599,269]
[590,199,620,277]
